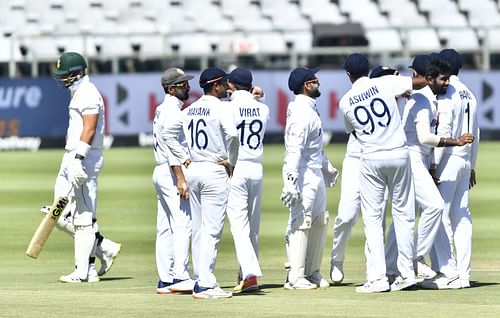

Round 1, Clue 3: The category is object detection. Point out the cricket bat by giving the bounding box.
[25,195,70,258]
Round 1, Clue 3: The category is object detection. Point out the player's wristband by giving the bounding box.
[75,141,91,159]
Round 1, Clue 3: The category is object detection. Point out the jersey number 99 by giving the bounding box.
[354,98,391,135]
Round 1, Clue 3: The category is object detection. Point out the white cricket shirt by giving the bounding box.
[165,94,239,166]
[229,90,270,163]
[153,94,186,166]
[283,94,324,173]
[437,75,479,167]
[402,85,438,157]
[340,75,412,157]
[65,75,105,151]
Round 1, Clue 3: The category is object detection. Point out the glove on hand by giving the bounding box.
[67,159,88,187]
[280,172,302,208]
[322,160,339,188]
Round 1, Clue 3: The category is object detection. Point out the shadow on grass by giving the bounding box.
[469,281,499,288]
[99,276,134,281]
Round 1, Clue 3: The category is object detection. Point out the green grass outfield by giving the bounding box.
[1,142,499,317]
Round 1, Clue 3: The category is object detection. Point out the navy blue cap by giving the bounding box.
[343,53,369,76]
[199,67,227,87]
[429,52,439,62]
[369,66,398,79]
[227,67,253,87]
[288,67,319,92]
[408,55,430,76]
[439,48,462,75]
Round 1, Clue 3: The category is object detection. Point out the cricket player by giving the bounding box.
[164,67,239,299]
[425,49,479,289]
[386,57,475,282]
[329,66,399,285]
[339,53,416,293]
[281,67,338,290]
[52,52,107,283]
[153,68,194,294]
[225,68,269,293]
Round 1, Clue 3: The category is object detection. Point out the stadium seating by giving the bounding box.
[1,0,500,72]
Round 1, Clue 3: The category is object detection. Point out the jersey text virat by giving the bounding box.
[239,107,261,117]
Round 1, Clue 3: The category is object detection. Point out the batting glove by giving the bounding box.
[322,160,339,188]
[67,159,88,187]
[280,172,302,208]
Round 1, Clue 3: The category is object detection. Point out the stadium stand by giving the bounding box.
[1,0,500,77]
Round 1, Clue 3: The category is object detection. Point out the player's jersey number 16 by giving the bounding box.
[188,119,208,150]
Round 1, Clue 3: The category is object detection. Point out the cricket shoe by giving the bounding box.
[96,239,121,276]
[233,276,259,293]
[390,275,417,291]
[460,279,471,288]
[192,283,232,299]
[415,257,436,283]
[284,277,318,290]
[307,271,329,288]
[330,260,344,285]
[420,273,461,290]
[87,264,100,283]
[169,278,195,293]
[355,277,390,293]
[157,280,174,294]
[59,271,98,283]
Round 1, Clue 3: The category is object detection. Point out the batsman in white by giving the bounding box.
[386,57,475,283]
[164,67,239,299]
[281,67,338,290]
[52,52,118,283]
[329,66,399,285]
[425,49,480,289]
[153,68,195,294]
[225,68,269,293]
[340,53,416,293]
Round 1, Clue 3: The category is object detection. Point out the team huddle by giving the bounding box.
[42,48,478,298]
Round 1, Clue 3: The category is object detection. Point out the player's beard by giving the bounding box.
[431,82,448,95]
[310,87,321,98]
[177,89,190,101]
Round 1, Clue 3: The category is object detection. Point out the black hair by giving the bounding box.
[232,82,252,92]
[202,82,216,94]
[426,59,452,79]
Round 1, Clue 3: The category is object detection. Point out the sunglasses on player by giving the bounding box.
[169,81,190,89]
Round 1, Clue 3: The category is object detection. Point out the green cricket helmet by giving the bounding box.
[53,52,87,87]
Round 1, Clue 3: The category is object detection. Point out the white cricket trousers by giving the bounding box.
[360,151,416,282]
[433,153,472,281]
[227,161,263,279]
[188,162,229,288]
[331,155,360,262]
[153,163,192,283]
[385,150,444,273]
